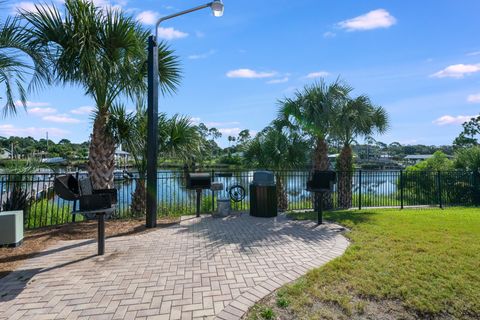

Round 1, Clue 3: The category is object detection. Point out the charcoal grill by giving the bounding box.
[54,175,117,255]
[186,173,212,217]
[306,171,336,224]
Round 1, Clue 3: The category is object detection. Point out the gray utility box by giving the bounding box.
[0,210,24,247]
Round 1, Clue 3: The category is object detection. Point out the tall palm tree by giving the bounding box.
[244,121,309,211]
[333,94,389,208]
[110,103,201,216]
[0,13,49,117]
[279,79,349,208]
[22,0,181,189]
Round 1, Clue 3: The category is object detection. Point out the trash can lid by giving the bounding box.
[251,170,275,186]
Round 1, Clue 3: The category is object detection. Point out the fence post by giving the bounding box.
[437,171,443,209]
[474,172,480,207]
[211,169,215,212]
[358,170,362,210]
[400,170,404,209]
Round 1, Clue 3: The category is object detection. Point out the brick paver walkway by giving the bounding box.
[0,214,348,320]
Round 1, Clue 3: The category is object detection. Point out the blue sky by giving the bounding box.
[1,0,480,147]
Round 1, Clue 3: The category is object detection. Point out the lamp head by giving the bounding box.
[210,0,224,17]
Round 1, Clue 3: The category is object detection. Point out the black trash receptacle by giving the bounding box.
[249,171,277,218]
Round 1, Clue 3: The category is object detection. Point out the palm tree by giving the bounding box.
[279,79,349,208]
[0,12,49,117]
[22,0,181,189]
[110,102,201,216]
[244,121,309,211]
[333,94,389,208]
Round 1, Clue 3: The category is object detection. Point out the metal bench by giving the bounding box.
[54,175,117,255]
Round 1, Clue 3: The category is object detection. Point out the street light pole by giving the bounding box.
[146,1,224,228]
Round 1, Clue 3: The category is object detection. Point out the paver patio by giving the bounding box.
[0,213,348,320]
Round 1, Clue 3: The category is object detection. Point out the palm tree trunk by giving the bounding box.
[337,145,353,208]
[313,137,330,171]
[276,174,288,212]
[88,112,115,189]
[131,177,146,216]
[312,137,333,209]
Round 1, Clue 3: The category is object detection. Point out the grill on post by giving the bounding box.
[186,173,212,217]
[306,171,336,224]
[54,175,117,255]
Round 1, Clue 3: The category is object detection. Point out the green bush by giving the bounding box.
[26,199,82,229]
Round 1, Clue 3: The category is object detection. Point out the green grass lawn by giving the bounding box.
[247,208,480,320]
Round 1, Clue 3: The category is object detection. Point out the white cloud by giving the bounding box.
[10,2,47,14]
[136,10,159,25]
[219,128,242,135]
[226,69,277,79]
[157,27,188,40]
[88,0,124,10]
[466,51,480,56]
[0,124,69,138]
[205,121,240,127]
[29,107,57,116]
[433,115,477,126]
[338,9,397,31]
[14,100,51,108]
[305,71,330,79]
[190,118,241,128]
[190,117,201,125]
[71,106,94,115]
[431,64,480,78]
[323,31,336,38]
[467,93,480,103]
[14,100,56,115]
[42,115,82,124]
[188,50,216,60]
[267,77,289,84]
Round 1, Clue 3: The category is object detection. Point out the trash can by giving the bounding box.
[249,171,277,218]
[217,198,231,217]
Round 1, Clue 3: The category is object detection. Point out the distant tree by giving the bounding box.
[58,139,71,145]
[455,146,480,173]
[407,151,454,171]
[227,136,236,147]
[208,127,222,140]
[453,115,480,148]
[237,129,251,144]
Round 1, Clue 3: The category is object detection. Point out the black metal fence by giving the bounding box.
[0,170,478,230]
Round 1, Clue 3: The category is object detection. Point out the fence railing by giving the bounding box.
[0,170,478,230]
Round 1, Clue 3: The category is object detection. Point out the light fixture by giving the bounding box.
[210,0,224,17]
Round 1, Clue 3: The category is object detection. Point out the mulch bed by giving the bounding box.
[0,217,179,279]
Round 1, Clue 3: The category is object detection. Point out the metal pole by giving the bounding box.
[196,189,201,218]
[98,213,105,256]
[73,170,79,222]
[317,192,323,225]
[146,35,159,228]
